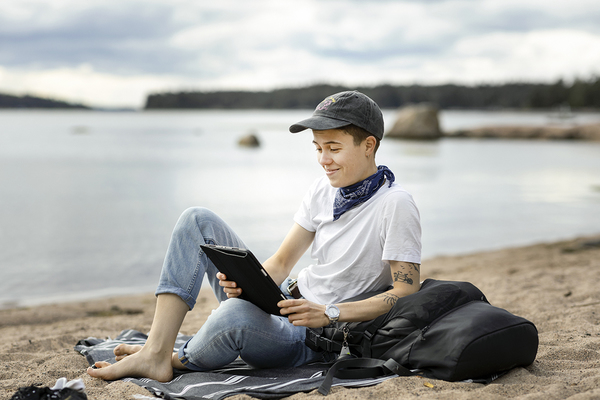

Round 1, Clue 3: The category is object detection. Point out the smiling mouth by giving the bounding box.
[325,168,339,176]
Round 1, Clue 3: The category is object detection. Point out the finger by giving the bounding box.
[279,307,292,315]
[223,287,242,297]
[289,315,311,327]
[218,279,237,288]
[278,299,303,308]
[278,303,297,315]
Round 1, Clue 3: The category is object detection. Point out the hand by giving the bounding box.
[217,272,242,298]
[278,299,330,328]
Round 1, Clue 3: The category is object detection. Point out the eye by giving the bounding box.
[330,148,340,152]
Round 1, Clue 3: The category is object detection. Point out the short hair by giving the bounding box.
[341,124,381,154]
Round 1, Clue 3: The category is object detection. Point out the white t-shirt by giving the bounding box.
[293,175,422,305]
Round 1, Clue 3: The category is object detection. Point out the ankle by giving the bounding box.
[139,342,175,360]
[171,352,187,370]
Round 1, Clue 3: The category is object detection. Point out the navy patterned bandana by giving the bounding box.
[333,165,395,221]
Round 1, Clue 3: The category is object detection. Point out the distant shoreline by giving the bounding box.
[143,80,600,110]
[0,92,90,109]
[3,78,599,111]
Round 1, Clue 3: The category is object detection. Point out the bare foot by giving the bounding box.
[114,343,142,361]
[87,345,174,382]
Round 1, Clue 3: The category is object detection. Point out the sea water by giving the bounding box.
[1,109,600,308]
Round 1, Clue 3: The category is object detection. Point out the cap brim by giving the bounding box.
[289,116,350,133]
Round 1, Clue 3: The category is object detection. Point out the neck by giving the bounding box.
[358,163,378,183]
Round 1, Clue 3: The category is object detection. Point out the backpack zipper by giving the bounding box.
[420,300,484,341]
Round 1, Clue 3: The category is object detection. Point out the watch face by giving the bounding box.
[326,305,340,318]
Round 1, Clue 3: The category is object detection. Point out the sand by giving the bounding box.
[1,235,599,400]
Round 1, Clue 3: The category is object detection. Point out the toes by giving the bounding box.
[114,344,142,357]
[87,363,113,379]
[113,343,125,355]
[94,361,111,368]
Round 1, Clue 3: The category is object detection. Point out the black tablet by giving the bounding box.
[201,244,287,316]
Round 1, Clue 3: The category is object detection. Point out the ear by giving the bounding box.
[364,136,377,157]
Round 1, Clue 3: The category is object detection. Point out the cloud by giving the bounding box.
[0,0,599,107]
[0,1,194,74]
[0,64,185,107]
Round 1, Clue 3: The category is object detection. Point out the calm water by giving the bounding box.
[1,109,600,308]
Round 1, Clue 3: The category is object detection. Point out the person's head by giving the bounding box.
[289,91,384,187]
[340,123,381,154]
[289,90,384,144]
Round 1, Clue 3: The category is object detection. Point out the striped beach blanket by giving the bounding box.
[75,329,396,400]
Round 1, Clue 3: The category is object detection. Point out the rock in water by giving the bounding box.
[386,104,442,140]
[238,133,261,148]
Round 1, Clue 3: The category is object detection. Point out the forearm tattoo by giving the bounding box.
[375,293,400,306]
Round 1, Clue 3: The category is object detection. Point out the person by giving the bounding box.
[87,90,422,382]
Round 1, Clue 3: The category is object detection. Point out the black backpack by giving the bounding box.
[306,279,539,395]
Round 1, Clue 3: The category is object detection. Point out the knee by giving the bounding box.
[207,298,263,331]
[179,207,216,225]
[174,207,219,235]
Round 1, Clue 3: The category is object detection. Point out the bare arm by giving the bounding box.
[262,223,315,285]
[219,223,314,297]
[338,261,420,322]
[279,260,420,327]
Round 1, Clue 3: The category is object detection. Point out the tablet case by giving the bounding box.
[200,244,287,316]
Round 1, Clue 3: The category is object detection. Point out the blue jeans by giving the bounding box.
[155,207,327,371]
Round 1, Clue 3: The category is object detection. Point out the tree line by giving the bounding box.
[0,93,89,109]
[145,77,600,110]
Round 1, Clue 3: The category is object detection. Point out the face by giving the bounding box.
[312,129,377,188]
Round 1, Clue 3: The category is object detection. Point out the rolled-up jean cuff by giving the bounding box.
[155,285,197,310]
[177,337,208,372]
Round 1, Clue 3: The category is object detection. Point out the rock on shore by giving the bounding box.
[386,104,442,140]
[386,103,600,141]
[447,123,600,141]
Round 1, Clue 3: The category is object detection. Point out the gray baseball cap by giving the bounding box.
[289,91,384,139]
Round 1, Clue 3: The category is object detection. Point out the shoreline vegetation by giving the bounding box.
[0,93,90,109]
[2,78,599,112]
[143,79,600,111]
[1,234,599,399]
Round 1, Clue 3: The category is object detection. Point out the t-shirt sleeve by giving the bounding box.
[380,190,422,264]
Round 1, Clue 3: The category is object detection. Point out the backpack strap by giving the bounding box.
[318,357,413,395]
[305,328,343,353]
[358,312,390,357]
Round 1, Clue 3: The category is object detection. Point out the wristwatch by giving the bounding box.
[325,304,340,324]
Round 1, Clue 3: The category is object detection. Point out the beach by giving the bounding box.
[1,234,599,399]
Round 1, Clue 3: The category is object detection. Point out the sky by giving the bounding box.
[1,0,600,109]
